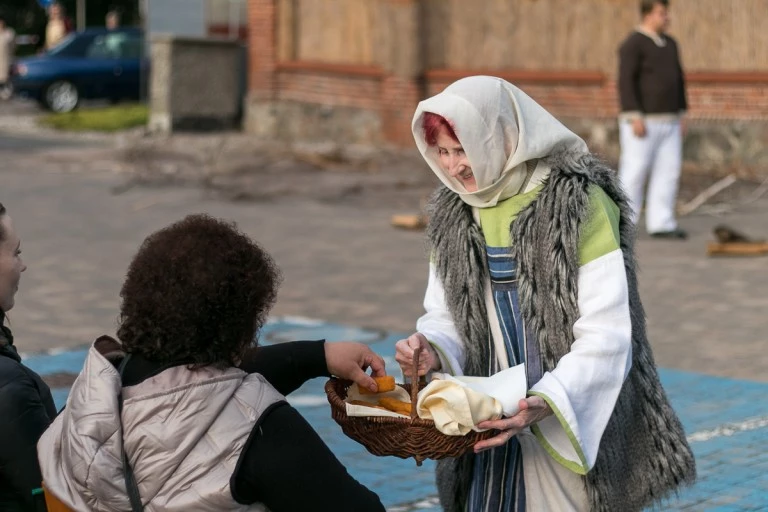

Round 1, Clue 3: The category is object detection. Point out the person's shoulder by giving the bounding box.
[0,356,44,404]
[587,185,620,213]
[619,31,645,48]
[0,352,27,383]
[663,34,682,50]
[241,373,287,404]
[578,185,622,266]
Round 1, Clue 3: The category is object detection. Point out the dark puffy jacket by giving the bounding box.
[0,319,56,511]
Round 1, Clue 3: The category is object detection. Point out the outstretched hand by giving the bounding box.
[325,342,387,393]
[473,396,553,453]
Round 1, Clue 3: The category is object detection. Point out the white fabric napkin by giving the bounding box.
[416,363,527,436]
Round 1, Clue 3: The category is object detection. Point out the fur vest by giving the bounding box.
[427,153,696,511]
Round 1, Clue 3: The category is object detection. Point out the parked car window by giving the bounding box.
[86,33,143,60]
[121,35,144,59]
[86,34,118,59]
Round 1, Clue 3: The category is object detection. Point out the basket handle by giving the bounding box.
[410,349,420,420]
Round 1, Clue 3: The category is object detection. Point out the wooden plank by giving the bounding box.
[276,0,295,61]
[707,242,768,257]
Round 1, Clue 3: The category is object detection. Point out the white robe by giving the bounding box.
[417,249,632,511]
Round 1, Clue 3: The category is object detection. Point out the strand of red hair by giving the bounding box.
[422,112,459,146]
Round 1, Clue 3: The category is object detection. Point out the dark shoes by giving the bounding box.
[650,229,688,240]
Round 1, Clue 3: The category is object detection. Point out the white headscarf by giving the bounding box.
[412,76,588,208]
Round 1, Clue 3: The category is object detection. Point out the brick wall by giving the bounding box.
[275,63,383,110]
[247,0,276,102]
[246,0,422,146]
[246,0,768,160]
[380,76,422,146]
[425,70,615,121]
[685,77,768,120]
[428,72,768,123]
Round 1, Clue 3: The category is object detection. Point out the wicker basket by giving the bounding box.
[325,351,494,465]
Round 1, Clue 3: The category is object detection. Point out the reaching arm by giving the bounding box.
[415,264,466,376]
[238,341,329,395]
[239,340,386,395]
[527,187,632,474]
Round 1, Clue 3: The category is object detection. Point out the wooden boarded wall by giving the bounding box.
[275,0,768,73]
[277,0,376,64]
[423,0,768,74]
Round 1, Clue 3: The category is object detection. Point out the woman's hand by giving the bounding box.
[325,342,386,393]
[473,396,553,453]
[395,333,440,377]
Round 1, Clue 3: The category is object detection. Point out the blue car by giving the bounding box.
[11,27,146,113]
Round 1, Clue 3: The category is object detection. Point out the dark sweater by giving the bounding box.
[121,341,385,512]
[0,320,56,512]
[618,30,687,115]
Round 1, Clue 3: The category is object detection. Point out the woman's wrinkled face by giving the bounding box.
[0,215,27,312]
[435,126,477,192]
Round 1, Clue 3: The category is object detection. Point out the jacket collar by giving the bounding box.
[635,26,667,47]
[0,311,20,363]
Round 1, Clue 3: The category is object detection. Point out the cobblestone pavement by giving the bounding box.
[24,318,768,511]
[2,128,766,382]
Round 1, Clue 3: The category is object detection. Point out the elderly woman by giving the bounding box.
[39,214,386,511]
[395,76,695,511]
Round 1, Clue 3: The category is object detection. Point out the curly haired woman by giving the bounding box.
[38,214,385,511]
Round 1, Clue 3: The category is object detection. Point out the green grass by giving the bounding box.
[40,104,149,132]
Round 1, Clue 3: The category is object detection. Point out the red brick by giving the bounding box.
[248,0,768,145]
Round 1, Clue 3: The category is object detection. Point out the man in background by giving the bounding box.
[618,0,688,239]
[0,15,15,100]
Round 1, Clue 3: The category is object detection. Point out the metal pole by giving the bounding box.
[76,0,86,31]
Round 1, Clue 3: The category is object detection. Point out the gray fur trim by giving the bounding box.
[427,152,696,511]
[425,187,491,379]
[435,454,474,512]
[426,187,488,512]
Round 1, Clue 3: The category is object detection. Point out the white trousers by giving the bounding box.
[618,119,682,233]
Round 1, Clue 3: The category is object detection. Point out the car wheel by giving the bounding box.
[44,80,79,113]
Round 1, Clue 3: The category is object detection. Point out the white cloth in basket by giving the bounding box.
[416,363,527,436]
[344,363,527,435]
